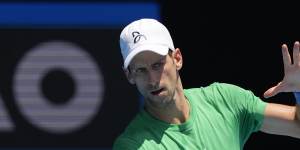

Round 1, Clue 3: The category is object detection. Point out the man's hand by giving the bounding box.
[264,41,300,98]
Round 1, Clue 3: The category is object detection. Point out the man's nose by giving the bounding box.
[147,70,159,86]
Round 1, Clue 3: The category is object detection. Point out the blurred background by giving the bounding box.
[0,0,299,149]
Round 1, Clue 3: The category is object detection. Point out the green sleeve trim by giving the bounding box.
[255,100,267,131]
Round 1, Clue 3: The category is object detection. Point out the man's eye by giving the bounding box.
[152,62,163,69]
[135,68,146,74]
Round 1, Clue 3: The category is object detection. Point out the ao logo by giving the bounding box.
[0,41,104,134]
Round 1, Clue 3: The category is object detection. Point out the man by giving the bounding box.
[113,18,300,149]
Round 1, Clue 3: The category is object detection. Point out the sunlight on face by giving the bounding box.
[128,50,179,108]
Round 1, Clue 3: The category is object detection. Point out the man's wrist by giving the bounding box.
[293,92,300,104]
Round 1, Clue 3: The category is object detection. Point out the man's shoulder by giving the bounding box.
[113,132,142,150]
[205,82,242,89]
[184,82,247,104]
[113,111,151,149]
[184,82,241,93]
[118,111,146,136]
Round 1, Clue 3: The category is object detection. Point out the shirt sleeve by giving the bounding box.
[213,83,267,144]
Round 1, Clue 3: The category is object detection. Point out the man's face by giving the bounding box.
[126,49,182,107]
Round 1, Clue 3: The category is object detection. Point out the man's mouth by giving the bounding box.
[151,88,164,95]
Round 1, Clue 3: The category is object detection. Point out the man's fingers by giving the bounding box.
[282,44,292,73]
[293,41,300,66]
[263,86,280,98]
[263,82,286,98]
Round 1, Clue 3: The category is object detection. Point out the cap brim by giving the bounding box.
[124,44,169,69]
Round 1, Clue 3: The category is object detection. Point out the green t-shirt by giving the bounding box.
[113,82,267,150]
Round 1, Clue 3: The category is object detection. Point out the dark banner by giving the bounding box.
[0,1,160,149]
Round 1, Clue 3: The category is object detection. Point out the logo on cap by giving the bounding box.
[132,31,146,44]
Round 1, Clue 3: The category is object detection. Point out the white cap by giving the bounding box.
[120,18,175,69]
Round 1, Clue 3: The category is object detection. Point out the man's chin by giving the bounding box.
[149,95,172,105]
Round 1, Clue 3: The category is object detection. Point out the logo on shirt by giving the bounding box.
[132,31,147,44]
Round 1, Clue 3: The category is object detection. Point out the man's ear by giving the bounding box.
[124,68,135,84]
[173,48,183,70]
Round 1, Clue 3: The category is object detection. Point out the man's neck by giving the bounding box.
[145,93,190,124]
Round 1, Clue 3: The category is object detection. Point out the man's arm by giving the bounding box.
[262,41,300,138]
[260,103,300,138]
